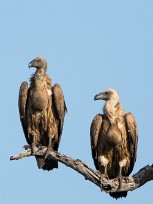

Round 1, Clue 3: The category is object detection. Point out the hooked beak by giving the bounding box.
[28,61,32,68]
[94,92,104,100]
[28,59,36,68]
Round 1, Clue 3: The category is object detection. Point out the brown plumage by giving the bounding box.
[90,88,138,199]
[18,56,67,171]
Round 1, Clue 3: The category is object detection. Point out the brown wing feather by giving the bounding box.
[18,81,29,143]
[90,114,103,169]
[125,112,138,173]
[52,83,67,150]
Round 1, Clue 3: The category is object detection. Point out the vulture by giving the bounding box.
[18,56,67,171]
[90,88,138,199]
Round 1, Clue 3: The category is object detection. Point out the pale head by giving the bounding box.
[94,88,120,104]
[28,56,47,71]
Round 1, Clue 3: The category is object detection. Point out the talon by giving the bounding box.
[45,149,50,159]
[100,173,109,182]
[23,144,30,150]
[45,147,53,159]
[100,174,109,191]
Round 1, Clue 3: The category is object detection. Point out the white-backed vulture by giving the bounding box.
[18,56,67,171]
[90,88,138,199]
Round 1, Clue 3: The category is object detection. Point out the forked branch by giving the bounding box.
[10,146,153,193]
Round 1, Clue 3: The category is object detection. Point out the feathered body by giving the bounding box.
[19,57,67,170]
[90,89,138,199]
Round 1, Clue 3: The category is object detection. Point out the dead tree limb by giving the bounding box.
[10,146,153,193]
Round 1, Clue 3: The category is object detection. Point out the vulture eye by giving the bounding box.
[37,59,41,62]
[105,92,108,95]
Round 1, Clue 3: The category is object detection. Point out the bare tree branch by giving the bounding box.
[10,146,153,193]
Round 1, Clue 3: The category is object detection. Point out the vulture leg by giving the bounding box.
[99,156,109,190]
[45,136,53,159]
[31,134,37,155]
[117,159,127,190]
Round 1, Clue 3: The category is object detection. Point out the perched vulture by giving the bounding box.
[18,56,67,171]
[90,88,138,199]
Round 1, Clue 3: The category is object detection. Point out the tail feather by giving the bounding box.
[35,156,58,171]
[109,191,128,199]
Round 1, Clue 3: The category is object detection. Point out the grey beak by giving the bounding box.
[28,62,32,68]
[94,92,103,100]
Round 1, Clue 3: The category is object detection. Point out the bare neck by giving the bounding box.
[103,100,124,123]
[35,68,46,79]
[33,69,47,90]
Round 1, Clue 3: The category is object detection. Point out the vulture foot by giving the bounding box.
[45,137,53,159]
[117,159,127,190]
[23,144,31,150]
[100,174,109,191]
[45,147,53,159]
[117,176,123,190]
[99,156,109,191]
[100,173,109,182]
[28,133,37,155]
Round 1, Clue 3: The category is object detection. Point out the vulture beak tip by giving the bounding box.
[94,93,103,101]
[28,62,32,68]
[94,94,99,101]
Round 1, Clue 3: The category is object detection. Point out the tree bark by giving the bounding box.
[10,146,153,193]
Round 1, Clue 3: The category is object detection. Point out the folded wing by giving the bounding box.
[90,114,103,169]
[125,112,138,173]
[52,83,67,150]
[18,81,29,143]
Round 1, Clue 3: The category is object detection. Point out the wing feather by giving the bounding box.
[90,114,103,169]
[52,83,67,149]
[125,112,138,173]
[18,81,29,143]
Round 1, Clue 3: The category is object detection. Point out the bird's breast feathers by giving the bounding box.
[47,89,52,96]
[118,122,123,130]
[30,86,50,112]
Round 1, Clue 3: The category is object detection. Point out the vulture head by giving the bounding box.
[94,88,119,103]
[28,56,47,71]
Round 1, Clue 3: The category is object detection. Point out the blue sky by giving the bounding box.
[0,0,153,203]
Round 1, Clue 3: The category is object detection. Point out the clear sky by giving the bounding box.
[0,0,153,203]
